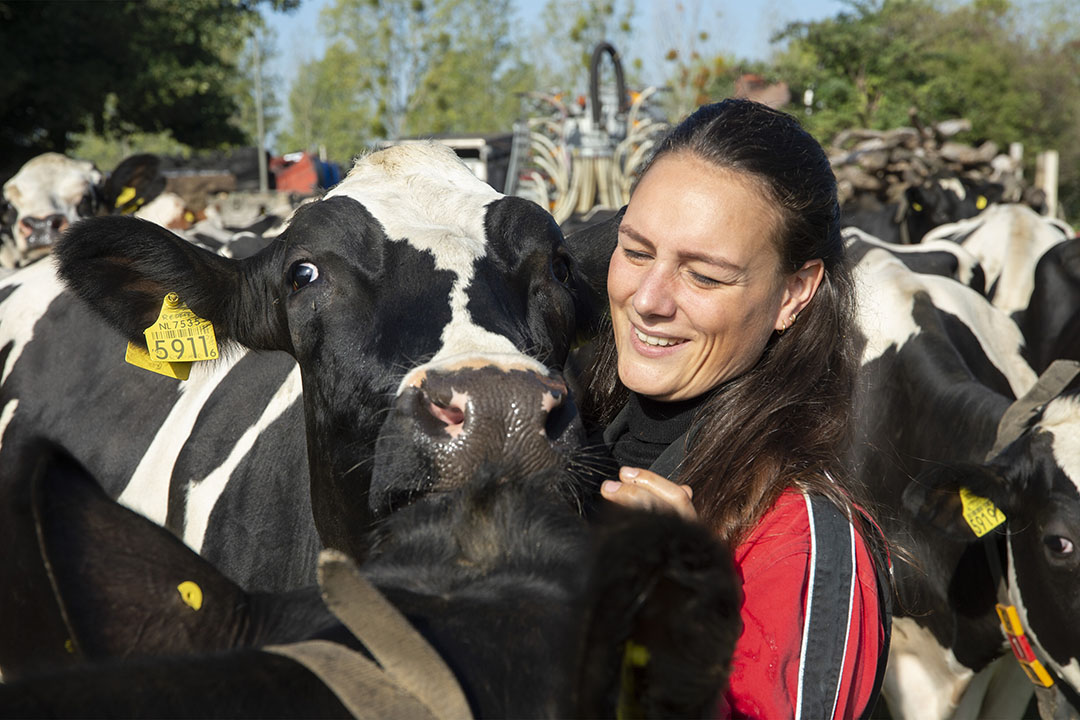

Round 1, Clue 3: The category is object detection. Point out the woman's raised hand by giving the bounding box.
[601,466,698,521]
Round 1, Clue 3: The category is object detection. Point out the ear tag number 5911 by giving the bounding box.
[143,293,219,363]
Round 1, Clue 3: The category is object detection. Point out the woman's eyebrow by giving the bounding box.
[622,223,742,272]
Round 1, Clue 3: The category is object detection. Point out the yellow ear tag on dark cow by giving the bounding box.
[143,293,219,363]
[115,186,137,211]
[177,581,203,611]
[911,202,924,212]
[124,341,191,380]
[976,195,988,210]
[959,487,1006,537]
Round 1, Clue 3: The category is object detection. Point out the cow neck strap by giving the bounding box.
[988,359,1080,460]
[981,362,1080,699]
[267,549,474,720]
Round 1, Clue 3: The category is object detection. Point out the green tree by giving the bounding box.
[282,0,537,163]
[529,0,638,96]
[772,0,1080,221]
[0,0,297,175]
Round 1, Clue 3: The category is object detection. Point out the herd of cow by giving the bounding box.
[0,143,1079,719]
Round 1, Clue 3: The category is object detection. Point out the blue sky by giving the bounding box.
[261,0,850,141]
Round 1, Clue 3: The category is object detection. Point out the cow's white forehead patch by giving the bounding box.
[1037,396,1080,491]
[4,152,100,218]
[326,143,548,389]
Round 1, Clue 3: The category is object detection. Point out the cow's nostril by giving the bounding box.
[429,401,465,428]
[544,396,574,440]
[47,214,66,231]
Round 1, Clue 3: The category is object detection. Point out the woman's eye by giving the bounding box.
[550,255,571,285]
[289,261,320,291]
[1044,535,1075,556]
[622,248,650,262]
[690,271,722,287]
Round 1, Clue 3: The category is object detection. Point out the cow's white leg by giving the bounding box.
[884,617,974,720]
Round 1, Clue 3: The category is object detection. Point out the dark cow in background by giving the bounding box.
[0,440,741,717]
[922,204,1077,373]
[841,174,1004,245]
[850,245,1080,719]
[0,142,598,678]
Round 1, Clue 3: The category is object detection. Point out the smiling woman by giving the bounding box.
[582,99,890,719]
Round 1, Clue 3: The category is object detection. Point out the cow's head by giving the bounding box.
[56,142,598,560]
[903,387,1080,696]
[3,153,103,262]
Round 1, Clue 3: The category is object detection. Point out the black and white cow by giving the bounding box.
[922,203,1077,373]
[840,176,1004,246]
[851,245,1080,719]
[0,142,598,676]
[0,439,740,717]
[843,226,987,295]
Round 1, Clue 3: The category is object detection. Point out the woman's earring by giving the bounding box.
[778,313,797,336]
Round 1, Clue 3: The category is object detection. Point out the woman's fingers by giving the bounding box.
[600,466,698,520]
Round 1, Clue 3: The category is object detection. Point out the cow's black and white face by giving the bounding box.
[3,153,102,257]
[55,142,592,560]
[997,397,1080,691]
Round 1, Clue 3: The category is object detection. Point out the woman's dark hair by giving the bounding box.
[582,98,871,545]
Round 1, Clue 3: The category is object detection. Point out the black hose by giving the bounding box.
[589,41,628,126]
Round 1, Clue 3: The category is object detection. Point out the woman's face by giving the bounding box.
[607,152,821,402]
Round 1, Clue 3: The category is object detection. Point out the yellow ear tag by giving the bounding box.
[911,202,924,212]
[115,186,137,210]
[64,638,76,654]
[125,341,191,380]
[976,195,988,210]
[177,581,203,611]
[143,293,219,363]
[960,487,1006,537]
[616,640,651,720]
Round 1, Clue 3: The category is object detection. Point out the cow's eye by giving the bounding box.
[550,255,571,285]
[1044,535,1075,557]
[289,261,320,291]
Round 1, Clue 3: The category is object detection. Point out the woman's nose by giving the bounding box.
[632,265,677,319]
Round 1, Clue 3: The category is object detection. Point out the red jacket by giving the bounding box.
[718,490,886,719]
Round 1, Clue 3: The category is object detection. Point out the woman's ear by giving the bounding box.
[775,259,825,332]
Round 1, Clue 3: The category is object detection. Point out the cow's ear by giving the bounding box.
[564,206,623,308]
[902,463,1014,540]
[575,505,741,717]
[30,441,253,659]
[56,215,286,351]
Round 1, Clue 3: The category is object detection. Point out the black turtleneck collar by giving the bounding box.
[610,391,711,470]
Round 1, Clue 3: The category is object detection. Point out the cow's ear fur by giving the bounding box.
[575,505,741,717]
[30,442,254,659]
[902,463,1014,540]
[564,206,623,311]
[55,215,286,352]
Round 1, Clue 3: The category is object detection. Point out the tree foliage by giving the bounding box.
[771,0,1080,220]
[280,0,535,164]
[0,0,295,175]
[529,0,638,96]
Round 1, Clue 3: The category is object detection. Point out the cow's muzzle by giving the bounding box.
[20,214,68,249]
[370,364,583,517]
